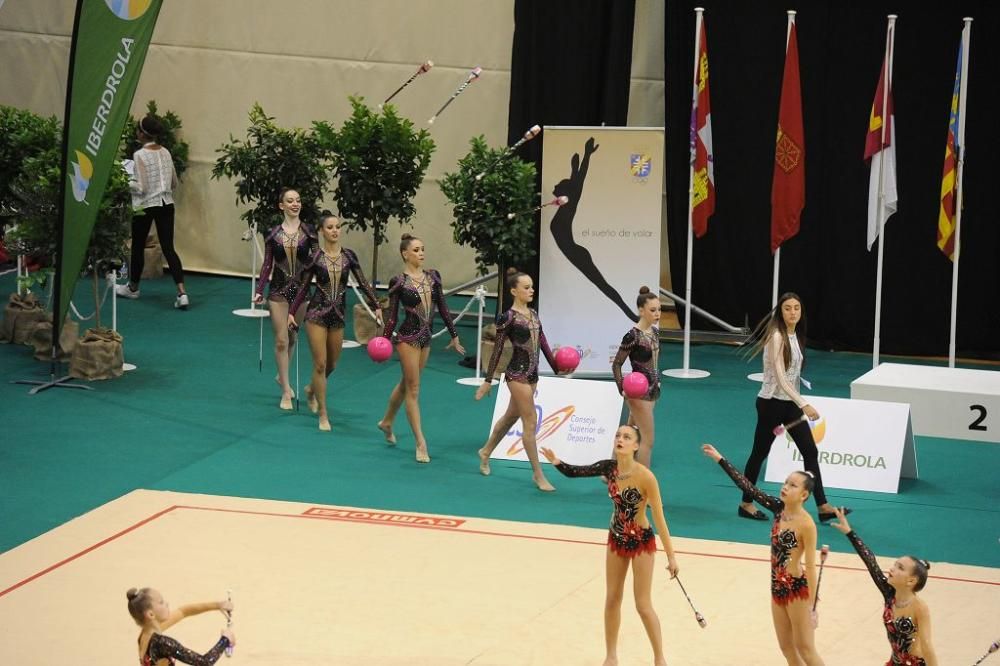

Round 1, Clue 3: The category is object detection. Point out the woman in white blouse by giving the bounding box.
[738,292,850,523]
[116,114,188,309]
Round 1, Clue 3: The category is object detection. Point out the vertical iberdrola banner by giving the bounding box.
[55,0,163,329]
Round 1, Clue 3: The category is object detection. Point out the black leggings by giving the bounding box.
[130,204,184,286]
[742,397,828,506]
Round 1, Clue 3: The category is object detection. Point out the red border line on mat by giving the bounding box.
[2,504,997,599]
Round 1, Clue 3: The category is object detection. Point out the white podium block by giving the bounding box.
[851,363,1000,444]
[488,375,622,465]
[764,395,916,494]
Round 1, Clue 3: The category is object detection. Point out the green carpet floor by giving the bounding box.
[1,271,998,569]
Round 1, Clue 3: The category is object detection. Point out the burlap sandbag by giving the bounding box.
[28,317,79,361]
[0,292,48,344]
[352,296,389,344]
[69,327,124,380]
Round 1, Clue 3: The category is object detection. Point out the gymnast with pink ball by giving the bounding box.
[611,286,663,466]
[475,268,575,492]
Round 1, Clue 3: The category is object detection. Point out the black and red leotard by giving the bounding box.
[553,459,656,558]
[611,326,661,401]
[382,270,459,349]
[846,530,928,666]
[141,633,229,666]
[484,308,558,385]
[718,458,811,605]
[289,247,379,329]
[255,223,317,304]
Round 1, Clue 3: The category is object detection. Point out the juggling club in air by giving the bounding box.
[428,66,482,124]
[506,196,568,220]
[381,60,433,108]
[475,125,541,180]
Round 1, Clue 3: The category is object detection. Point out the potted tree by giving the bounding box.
[6,128,132,371]
[213,102,331,234]
[320,97,434,339]
[440,135,538,372]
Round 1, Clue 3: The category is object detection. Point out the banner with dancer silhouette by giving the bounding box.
[538,127,663,376]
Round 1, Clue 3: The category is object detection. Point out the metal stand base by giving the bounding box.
[457,377,497,386]
[13,376,93,394]
[123,362,137,372]
[746,372,764,382]
[662,368,711,379]
[342,340,362,349]
[233,308,269,318]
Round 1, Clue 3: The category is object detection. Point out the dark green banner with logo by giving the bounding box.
[56,0,162,328]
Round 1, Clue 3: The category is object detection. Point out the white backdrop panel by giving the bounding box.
[539,127,662,376]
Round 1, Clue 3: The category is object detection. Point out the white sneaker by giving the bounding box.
[174,293,189,310]
[115,284,140,299]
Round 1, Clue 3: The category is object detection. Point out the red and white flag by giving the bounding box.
[691,17,715,238]
[864,56,897,251]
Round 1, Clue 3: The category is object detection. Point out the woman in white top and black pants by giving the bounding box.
[738,292,850,523]
[117,114,188,309]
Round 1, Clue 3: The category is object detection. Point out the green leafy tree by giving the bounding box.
[122,100,190,180]
[7,132,131,327]
[322,97,435,283]
[212,103,331,233]
[440,136,537,296]
[0,106,60,225]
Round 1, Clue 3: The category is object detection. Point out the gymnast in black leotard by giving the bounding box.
[701,443,825,666]
[252,187,317,410]
[611,286,663,466]
[377,233,465,463]
[550,136,638,323]
[289,212,381,432]
[542,426,678,666]
[475,269,564,491]
[127,587,234,666]
[829,509,939,666]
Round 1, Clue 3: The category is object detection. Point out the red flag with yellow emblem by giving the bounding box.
[770,22,805,254]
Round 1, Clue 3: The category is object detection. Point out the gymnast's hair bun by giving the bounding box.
[126,588,139,601]
[506,267,519,276]
[401,233,415,241]
[638,285,650,295]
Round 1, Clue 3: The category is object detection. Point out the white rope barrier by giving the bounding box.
[69,280,113,321]
[431,293,478,339]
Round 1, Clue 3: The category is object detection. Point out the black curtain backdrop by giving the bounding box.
[507,0,635,307]
[665,1,999,357]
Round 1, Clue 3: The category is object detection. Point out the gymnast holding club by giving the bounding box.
[701,443,825,666]
[127,587,235,666]
[541,425,679,666]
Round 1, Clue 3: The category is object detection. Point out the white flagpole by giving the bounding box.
[948,18,972,368]
[665,7,710,380]
[872,15,896,369]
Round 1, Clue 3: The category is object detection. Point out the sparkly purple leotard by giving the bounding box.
[611,326,661,401]
[554,459,657,558]
[141,633,229,666]
[382,269,458,349]
[484,308,557,385]
[255,223,317,303]
[718,458,811,605]
[289,247,378,329]
[845,530,928,666]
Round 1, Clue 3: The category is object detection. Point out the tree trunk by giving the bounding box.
[371,239,380,287]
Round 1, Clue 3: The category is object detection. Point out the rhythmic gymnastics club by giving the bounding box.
[506,196,569,220]
[294,325,301,412]
[674,576,707,628]
[972,639,1000,665]
[428,66,482,124]
[225,589,233,657]
[258,316,264,373]
[773,413,809,436]
[475,125,542,181]
[380,60,433,109]
[812,544,830,613]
